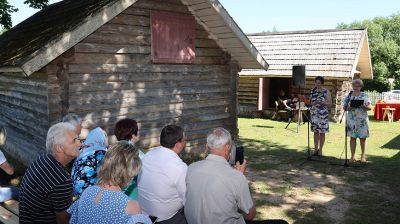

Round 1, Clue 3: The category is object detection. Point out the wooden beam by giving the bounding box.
[3,200,19,216]
[0,67,24,74]
[20,0,140,76]
[229,60,240,139]
[0,204,18,224]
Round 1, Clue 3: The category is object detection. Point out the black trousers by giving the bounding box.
[246,220,288,224]
[153,208,187,224]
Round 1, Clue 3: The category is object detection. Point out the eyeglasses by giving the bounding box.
[73,136,82,143]
[353,85,361,88]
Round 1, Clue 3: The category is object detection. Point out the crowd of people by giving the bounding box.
[13,115,288,224]
[0,77,371,224]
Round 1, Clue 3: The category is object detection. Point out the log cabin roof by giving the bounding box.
[240,29,373,80]
[0,0,268,76]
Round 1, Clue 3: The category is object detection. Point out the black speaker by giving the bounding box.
[292,65,306,87]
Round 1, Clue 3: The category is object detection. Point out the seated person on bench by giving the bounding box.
[0,143,19,202]
[278,90,298,111]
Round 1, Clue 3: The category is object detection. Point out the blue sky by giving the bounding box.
[10,0,400,32]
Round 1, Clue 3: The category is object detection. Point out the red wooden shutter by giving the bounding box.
[151,11,195,64]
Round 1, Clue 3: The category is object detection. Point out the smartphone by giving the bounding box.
[229,145,244,165]
[235,146,244,165]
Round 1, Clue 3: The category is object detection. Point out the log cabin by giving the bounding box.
[239,29,373,121]
[0,0,268,164]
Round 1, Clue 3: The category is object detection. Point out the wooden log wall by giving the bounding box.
[44,0,235,153]
[334,80,352,122]
[0,72,48,164]
[238,77,259,114]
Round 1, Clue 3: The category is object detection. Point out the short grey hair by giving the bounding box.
[46,122,76,154]
[352,79,364,87]
[207,128,232,150]
[62,113,82,127]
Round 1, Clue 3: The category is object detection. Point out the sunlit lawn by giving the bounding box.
[2,113,399,224]
[239,115,400,224]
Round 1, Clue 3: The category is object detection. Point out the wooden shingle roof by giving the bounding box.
[0,0,268,76]
[240,29,373,79]
[0,0,115,70]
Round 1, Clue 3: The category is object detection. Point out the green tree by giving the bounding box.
[337,13,400,92]
[0,0,49,29]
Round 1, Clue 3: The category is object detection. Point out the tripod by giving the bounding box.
[285,101,308,133]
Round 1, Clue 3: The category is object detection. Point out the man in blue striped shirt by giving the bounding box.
[19,122,81,224]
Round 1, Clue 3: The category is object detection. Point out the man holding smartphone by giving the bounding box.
[184,128,255,224]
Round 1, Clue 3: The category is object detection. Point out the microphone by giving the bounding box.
[340,90,354,124]
[312,87,317,93]
[343,90,353,111]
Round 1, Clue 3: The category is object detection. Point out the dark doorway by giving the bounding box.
[268,78,291,108]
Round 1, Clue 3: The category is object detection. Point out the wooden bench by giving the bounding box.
[0,200,19,224]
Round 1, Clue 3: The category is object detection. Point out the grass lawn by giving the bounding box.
[2,113,399,224]
[239,116,400,224]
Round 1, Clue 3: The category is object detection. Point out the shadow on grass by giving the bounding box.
[240,137,358,171]
[239,136,400,224]
[381,134,400,150]
[252,125,274,129]
[368,115,375,121]
[240,137,338,223]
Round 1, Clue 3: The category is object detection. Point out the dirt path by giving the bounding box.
[246,157,400,224]
[246,161,353,224]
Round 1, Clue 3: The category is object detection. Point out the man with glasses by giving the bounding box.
[138,125,188,224]
[19,122,81,224]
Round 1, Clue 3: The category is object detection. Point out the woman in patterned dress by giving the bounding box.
[343,79,372,162]
[310,76,332,157]
[71,127,108,197]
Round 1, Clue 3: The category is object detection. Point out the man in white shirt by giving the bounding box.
[138,125,188,224]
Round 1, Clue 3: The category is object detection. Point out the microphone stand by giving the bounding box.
[339,91,352,167]
[300,99,324,165]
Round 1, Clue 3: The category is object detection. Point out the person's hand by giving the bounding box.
[362,102,371,111]
[319,98,327,106]
[346,105,353,111]
[234,160,247,174]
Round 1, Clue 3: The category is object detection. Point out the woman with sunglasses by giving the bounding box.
[343,79,372,162]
